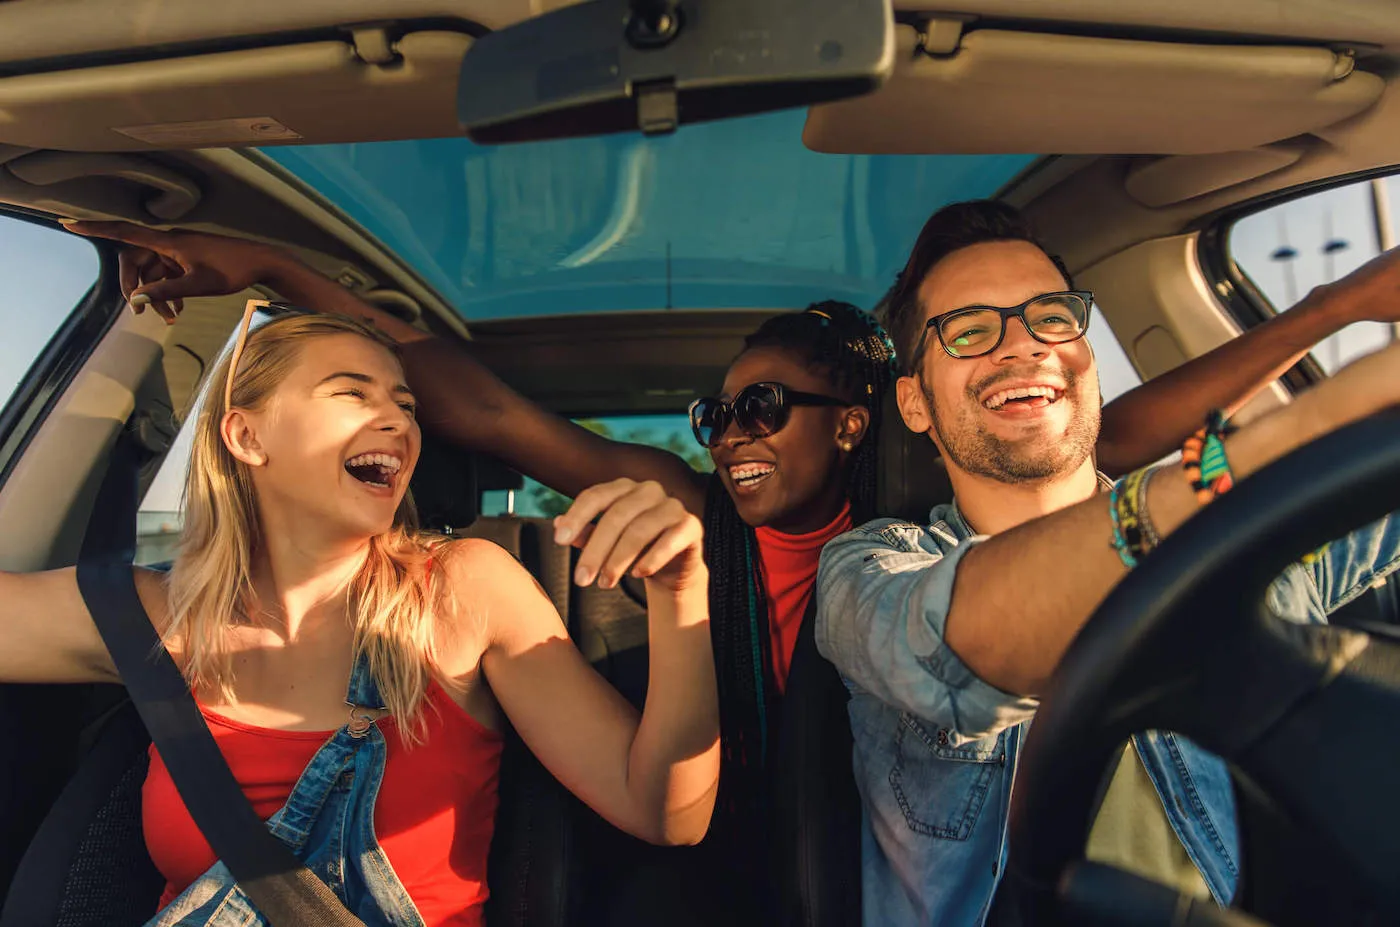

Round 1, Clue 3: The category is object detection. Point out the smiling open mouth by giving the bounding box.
[344,452,402,489]
[983,386,1064,411]
[729,462,776,490]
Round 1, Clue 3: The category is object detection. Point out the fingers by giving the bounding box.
[628,514,703,579]
[132,278,196,324]
[60,219,164,250]
[566,523,596,550]
[591,496,690,587]
[118,250,142,306]
[553,478,640,548]
[559,480,673,588]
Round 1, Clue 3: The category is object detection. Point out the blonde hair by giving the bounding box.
[166,313,445,743]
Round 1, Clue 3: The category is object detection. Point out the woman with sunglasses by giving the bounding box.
[62,212,1391,922]
[0,303,720,926]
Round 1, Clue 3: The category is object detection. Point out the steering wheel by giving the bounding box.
[989,410,1400,927]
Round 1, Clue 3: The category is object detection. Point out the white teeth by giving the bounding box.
[729,462,776,487]
[984,386,1062,410]
[346,453,402,471]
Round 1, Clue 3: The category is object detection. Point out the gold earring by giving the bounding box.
[841,442,853,452]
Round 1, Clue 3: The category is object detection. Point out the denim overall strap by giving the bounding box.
[148,654,425,926]
[264,653,388,851]
[346,652,388,716]
[262,653,423,925]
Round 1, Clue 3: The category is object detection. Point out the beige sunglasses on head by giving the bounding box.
[224,298,306,413]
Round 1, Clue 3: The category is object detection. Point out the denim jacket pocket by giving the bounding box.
[888,711,1006,841]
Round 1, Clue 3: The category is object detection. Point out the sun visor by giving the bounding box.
[0,30,473,152]
[1123,147,1306,208]
[804,26,1385,156]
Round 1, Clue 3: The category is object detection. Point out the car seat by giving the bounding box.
[0,699,162,927]
[876,390,953,525]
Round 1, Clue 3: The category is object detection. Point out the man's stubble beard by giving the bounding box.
[924,371,1101,485]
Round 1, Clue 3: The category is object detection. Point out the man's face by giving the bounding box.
[896,240,1100,484]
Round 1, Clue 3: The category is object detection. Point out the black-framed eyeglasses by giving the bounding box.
[688,381,848,448]
[913,290,1094,363]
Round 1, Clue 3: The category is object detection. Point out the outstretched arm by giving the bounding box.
[457,479,718,845]
[0,568,168,684]
[1095,245,1400,476]
[62,222,708,514]
[824,342,1400,708]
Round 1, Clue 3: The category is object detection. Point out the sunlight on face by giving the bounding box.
[240,334,422,539]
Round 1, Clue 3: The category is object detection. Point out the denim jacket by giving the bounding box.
[148,655,426,927]
[816,501,1400,927]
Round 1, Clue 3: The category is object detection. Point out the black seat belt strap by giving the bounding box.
[75,433,366,927]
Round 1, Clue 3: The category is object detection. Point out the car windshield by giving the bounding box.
[261,110,1037,320]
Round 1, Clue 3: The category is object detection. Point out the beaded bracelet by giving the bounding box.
[1118,466,1159,560]
[1107,480,1139,569]
[1182,409,1238,504]
[1130,466,1162,554]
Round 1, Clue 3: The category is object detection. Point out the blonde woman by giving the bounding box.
[0,305,718,926]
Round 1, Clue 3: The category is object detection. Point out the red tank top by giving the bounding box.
[142,680,502,926]
[754,502,853,693]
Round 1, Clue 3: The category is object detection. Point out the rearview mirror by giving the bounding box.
[457,0,894,143]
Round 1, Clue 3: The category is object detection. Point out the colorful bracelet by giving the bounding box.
[1118,466,1160,560]
[1107,481,1139,569]
[1131,466,1162,554]
[1182,409,1238,504]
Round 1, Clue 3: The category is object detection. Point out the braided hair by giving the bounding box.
[702,300,897,843]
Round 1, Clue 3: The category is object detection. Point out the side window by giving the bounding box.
[1086,301,1143,404]
[0,217,101,414]
[136,310,269,565]
[481,414,711,518]
[1229,175,1399,373]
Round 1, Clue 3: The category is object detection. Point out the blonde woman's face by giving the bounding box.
[236,333,421,539]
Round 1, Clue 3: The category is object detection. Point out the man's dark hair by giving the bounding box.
[884,199,1073,375]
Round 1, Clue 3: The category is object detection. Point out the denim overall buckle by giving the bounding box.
[346,703,378,739]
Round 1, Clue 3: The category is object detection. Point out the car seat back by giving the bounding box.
[876,389,953,524]
[0,700,162,927]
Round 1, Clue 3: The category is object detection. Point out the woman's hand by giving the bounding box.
[462,478,717,846]
[554,478,707,596]
[61,221,281,323]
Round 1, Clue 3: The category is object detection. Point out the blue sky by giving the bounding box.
[0,220,100,411]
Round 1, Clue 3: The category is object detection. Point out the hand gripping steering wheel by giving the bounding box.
[989,410,1400,927]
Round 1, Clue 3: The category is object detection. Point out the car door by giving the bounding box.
[0,211,123,901]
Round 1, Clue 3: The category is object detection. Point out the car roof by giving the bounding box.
[260,111,1036,321]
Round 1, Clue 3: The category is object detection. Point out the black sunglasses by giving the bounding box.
[913,290,1094,365]
[688,382,847,448]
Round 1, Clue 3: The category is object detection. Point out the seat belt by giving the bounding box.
[74,432,366,927]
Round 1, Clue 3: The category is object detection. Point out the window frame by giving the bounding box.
[1197,163,1400,394]
[0,209,123,490]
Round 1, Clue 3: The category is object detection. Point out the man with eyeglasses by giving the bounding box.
[815,199,1400,925]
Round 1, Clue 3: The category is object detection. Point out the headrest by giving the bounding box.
[475,455,526,494]
[875,388,952,526]
[411,435,479,532]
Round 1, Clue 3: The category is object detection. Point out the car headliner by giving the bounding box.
[261,109,1037,321]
